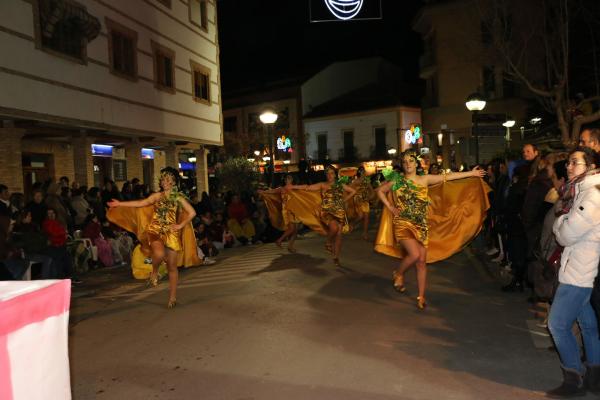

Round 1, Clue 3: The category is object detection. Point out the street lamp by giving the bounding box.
[260,109,278,187]
[254,150,261,157]
[465,92,486,165]
[387,148,397,158]
[502,117,516,147]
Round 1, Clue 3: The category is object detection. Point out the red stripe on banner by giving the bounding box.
[0,335,13,400]
[0,280,71,336]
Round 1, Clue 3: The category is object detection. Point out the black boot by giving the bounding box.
[501,278,524,293]
[585,363,600,394]
[546,367,586,398]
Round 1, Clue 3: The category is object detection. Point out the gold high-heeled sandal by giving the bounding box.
[325,243,333,254]
[287,247,297,253]
[333,258,341,267]
[167,298,177,309]
[392,271,406,293]
[416,296,427,310]
[146,274,159,288]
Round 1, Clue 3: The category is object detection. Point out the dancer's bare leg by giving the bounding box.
[333,222,342,259]
[276,225,295,247]
[149,240,165,284]
[326,221,339,259]
[287,224,298,252]
[416,245,427,301]
[393,239,421,289]
[362,212,369,240]
[165,248,179,307]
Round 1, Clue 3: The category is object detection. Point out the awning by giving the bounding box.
[39,0,101,42]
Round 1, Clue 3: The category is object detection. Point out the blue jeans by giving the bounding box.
[548,283,600,373]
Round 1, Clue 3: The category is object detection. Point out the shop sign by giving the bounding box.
[141,148,154,159]
[91,144,113,157]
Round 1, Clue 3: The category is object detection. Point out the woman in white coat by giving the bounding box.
[547,147,600,398]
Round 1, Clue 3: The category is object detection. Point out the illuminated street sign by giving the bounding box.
[277,135,293,152]
[324,0,363,21]
[310,0,382,22]
[404,125,423,145]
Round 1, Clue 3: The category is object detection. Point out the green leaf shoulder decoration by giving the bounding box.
[381,169,418,191]
[336,176,351,186]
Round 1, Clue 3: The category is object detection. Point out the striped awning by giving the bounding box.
[39,0,101,41]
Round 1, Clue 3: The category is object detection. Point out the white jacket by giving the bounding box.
[553,173,600,288]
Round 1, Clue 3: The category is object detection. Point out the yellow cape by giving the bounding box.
[261,190,329,235]
[374,178,491,263]
[107,206,201,268]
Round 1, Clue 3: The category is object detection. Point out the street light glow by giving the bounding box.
[259,110,278,124]
[465,92,486,111]
[502,119,516,128]
[254,150,261,156]
[530,117,542,125]
[387,148,397,155]
[262,156,270,161]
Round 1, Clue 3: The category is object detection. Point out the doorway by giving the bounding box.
[22,153,53,200]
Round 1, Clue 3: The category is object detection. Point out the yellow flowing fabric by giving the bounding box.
[374,177,491,263]
[261,190,329,235]
[107,202,201,268]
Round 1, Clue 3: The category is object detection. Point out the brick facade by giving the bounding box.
[72,136,95,188]
[0,129,25,193]
[21,138,76,185]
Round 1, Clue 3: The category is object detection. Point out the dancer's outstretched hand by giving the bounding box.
[471,166,486,178]
[107,199,120,208]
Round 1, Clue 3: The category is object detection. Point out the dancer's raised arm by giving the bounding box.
[425,166,485,186]
[292,182,324,191]
[108,192,160,208]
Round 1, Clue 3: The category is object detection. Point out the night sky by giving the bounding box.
[217,0,424,94]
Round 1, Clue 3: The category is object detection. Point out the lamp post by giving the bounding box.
[465,92,486,165]
[260,110,278,187]
[502,117,516,148]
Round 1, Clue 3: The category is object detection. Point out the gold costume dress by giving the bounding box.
[353,176,372,215]
[261,181,350,235]
[107,191,201,268]
[374,171,491,263]
[282,191,302,227]
[390,176,429,246]
[320,184,347,227]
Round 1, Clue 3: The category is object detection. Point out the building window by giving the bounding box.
[481,21,492,46]
[374,127,386,158]
[151,41,175,93]
[34,0,101,62]
[483,66,496,99]
[224,116,237,132]
[190,61,211,104]
[189,0,209,31]
[317,133,328,161]
[106,18,138,80]
[502,73,517,98]
[426,74,438,107]
[342,130,355,161]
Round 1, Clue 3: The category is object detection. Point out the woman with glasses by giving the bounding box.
[546,147,600,397]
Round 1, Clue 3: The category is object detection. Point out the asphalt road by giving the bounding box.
[69,231,589,400]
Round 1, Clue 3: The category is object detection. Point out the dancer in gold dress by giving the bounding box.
[376,151,486,310]
[259,175,301,253]
[294,166,356,266]
[107,167,197,308]
[350,166,373,241]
